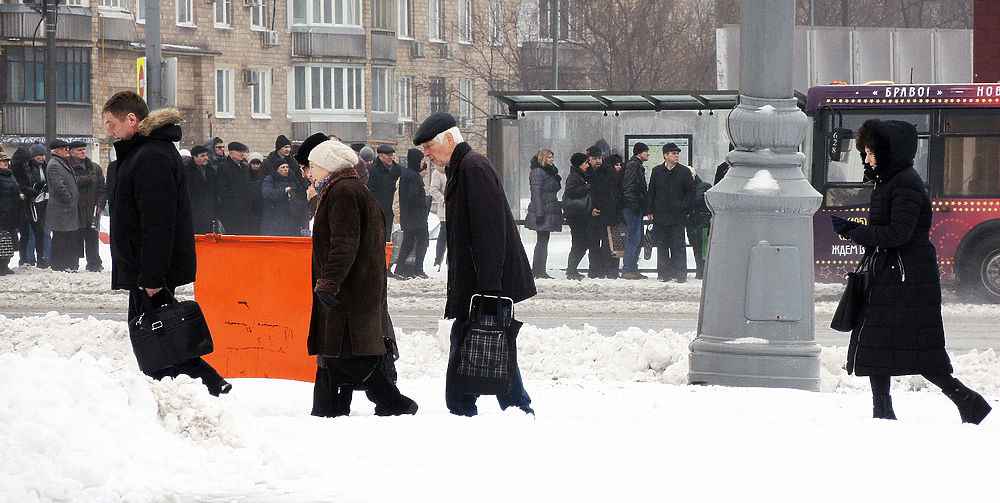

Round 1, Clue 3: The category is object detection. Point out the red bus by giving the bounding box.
[807,83,1000,302]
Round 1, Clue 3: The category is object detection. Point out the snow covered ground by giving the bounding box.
[2,314,1000,502]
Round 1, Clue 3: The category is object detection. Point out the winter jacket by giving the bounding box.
[309,168,388,357]
[45,155,79,233]
[398,162,430,232]
[444,142,536,319]
[525,158,562,232]
[647,163,695,227]
[261,172,309,236]
[562,164,592,225]
[621,155,648,213]
[72,157,105,229]
[686,176,713,229]
[11,148,45,223]
[263,150,303,181]
[0,169,22,231]
[216,157,256,235]
[714,161,731,185]
[184,159,218,234]
[368,158,401,221]
[842,119,952,377]
[109,108,196,291]
[590,164,622,226]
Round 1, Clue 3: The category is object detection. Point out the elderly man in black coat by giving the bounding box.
[646,143,695,283]
[45,140,81,272]
[414,112,536,417]
[216,142,256,235]
[102,90,230,396]
[833,119,990,424]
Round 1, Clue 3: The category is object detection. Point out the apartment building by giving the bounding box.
[0,0,575,159]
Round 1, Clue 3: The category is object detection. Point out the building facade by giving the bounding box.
[1,0,577,162]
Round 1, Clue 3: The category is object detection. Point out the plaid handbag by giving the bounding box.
[449,295,517,396]
[607,224,627,258]
[0,230,16,258]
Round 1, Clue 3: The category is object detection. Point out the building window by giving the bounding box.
[290,0,362,26]
[251,0,267,30]
[3,47,90,104]
[457,0,472,43]
[459,79,473,125]
[99,0,127,9]
[539,0,573,40]
[372,0,394,31]
[215,0,232,28]
[398,76,414,122]
[372,67,394,113]
[250,69,272,118]
[177,0,194,26]
[135,0,145,23]
[943,136,1000,196]
[429,77,447,114]
[397,0,412,38]
[428,0,444,42]
[64,0,85,6]
[291,65,364,112]
[489,0,503,46]
[215,68,234,118]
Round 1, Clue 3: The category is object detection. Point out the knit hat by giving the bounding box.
[570,152,588,169]
[413,112,457,145]
[228,142,249,153]
[359,145,375,163]
[29,144,47,157]
[275,134,292,150]
[376,144,395,155]
[248,152,264,164]
[190,145,210,157]
[295,132,330,165]
[309,139,358,174]
[632,142,649,155]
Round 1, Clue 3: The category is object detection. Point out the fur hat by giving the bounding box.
[295,132,330,165]
[309,139,359,174]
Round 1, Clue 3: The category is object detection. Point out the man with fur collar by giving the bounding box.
[102,91,230,396]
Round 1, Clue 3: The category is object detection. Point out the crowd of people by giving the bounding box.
[528,142,714,283]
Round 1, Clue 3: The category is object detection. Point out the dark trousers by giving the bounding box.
[622,208,643,273]
[312,355,413,417]
[655,223,687,280]
[80,227,102,271]
[532,230,550,275]
[566,221,599,275]
[870,374,962,397]
[434,221,448,266]
[397,225,429,276]
[592,222,618,278]
[19,220,49,265]
[127,287,227,395]
[686,225,707,278]
[50,230,81,271]
[445,318,531,417]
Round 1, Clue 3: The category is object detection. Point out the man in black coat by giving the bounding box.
[102,91,229,396]
[588,146,622,279]
[367,144,401,240]
[414,112,536,417]
[647,143,695,283]
[185,145,218,234]
[394,148,431,279]
[12,145,50,268]
[216,142,256,235]
[621,143,650,280]
[69,141,106,272]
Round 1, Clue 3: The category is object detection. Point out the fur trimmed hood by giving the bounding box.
[138,108,184,138]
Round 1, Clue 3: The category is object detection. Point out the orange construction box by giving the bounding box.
[194,234,393,382]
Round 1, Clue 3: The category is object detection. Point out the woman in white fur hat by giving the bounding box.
[306,139,417,418]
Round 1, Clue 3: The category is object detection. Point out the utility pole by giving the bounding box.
[43,0,59,147]
[145,1,162,111]
[550,0,559,89]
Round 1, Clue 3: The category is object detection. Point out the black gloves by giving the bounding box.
[315,289,339,308]
[831,215,860,237]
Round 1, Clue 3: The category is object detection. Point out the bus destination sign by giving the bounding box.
[806,84,1000,113]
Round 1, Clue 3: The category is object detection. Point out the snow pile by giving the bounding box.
[742,169,780,194]
[151,376,242,446]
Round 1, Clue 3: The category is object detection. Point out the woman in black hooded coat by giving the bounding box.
[394,148,430,279]
[833,119,991,424]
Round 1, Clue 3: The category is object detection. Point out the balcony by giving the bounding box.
[98,8,135,43]
[371,30,397,62]
[0,4,92,42]
[1,102,93,138]
[291,27,365,59]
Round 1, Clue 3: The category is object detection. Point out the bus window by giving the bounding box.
[826,137,928,183]
[825,185,874,208]
[943,136,1000,196]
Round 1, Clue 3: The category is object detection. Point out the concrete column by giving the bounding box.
[145,0,162,111]
[688,0,822,391]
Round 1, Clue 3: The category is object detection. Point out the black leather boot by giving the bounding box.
[873,392,897,420]
[942,382,992,425]
[365,369,418,416]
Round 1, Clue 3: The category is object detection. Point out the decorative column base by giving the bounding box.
[688,338,821,391]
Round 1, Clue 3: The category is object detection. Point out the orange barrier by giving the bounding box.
[194,235,394,382]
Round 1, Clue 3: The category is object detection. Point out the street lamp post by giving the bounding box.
[688,0,823,391]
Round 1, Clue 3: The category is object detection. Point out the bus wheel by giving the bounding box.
[970,238,1000,303]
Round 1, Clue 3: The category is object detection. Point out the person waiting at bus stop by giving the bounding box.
[646,143,695,283]
[832,118,991,424]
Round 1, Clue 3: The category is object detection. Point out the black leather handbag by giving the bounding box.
[128,290,215,374]
[831,252,876,332]
[562,193,592,220]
